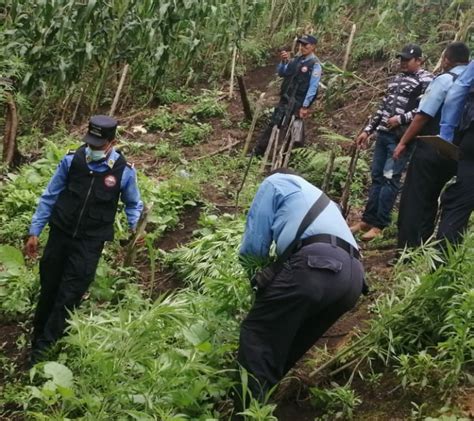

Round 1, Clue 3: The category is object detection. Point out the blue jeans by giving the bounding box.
[362,130,412,229]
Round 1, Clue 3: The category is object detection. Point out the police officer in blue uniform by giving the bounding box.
[393,42,470,249]
[436,60,474,247]
[237,169,364,398]
[254,35,322,155]
[25,115,143,363]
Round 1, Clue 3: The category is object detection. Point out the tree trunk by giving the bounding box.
[3,93,20,167]
[237,75,252,121]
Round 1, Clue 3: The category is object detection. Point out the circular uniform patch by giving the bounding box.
[301,66,308,73]
[104,175,117,188]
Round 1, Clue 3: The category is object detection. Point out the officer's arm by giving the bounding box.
[240,180,276,258]
[29,156,72,237]
[440,62,474,141]
[120,166,144,230]
[277,61,289,77]
[302,63,322,108]
[399,76,449,146]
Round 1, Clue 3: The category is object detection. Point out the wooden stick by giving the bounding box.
[237,75,253,121]
[340,145,360,218]
[260,125,278,173]
[322,147,337,192]
[70,88,84,126]
[124,203,153,267]
[109,63,129,117]
[242,92,266,156]
[342,24,357,71]
[195,139,241,160]
[229,45,237,99]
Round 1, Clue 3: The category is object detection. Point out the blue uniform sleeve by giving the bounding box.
[277,62,289,77]
[239,179,276,258]
[120,166,143,229]
[418,74,453,118]
[29,155,72,236]
[440,61,474,142]
[303,63,322,107]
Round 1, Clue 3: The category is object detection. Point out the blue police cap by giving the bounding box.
[297,34,317,45]
[83,115,117,147]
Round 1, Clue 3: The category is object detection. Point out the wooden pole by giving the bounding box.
[237,76,253,121]
[242,92,266,156]
[342,24,357,71]
[3,93,18,167]
[322,147,337,192]
[260,126,279,173]
[229,45,237,99]
[109,63,129,117]
[340,145,360,218]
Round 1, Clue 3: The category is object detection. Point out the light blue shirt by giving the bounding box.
[418,65,467,118]
[29,147,143,236]
[440,60,474,142]
[240,173,358,258]
[277,53,322,107]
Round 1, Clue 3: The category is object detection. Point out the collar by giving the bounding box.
[450,64,468,75]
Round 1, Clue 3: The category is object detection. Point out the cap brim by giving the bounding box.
[83,133,107,147]
[396,53,413,59]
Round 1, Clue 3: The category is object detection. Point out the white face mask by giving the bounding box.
[86,145,110,161]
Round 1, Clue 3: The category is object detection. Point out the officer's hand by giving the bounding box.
[387,116,401,129]
[280,50,289,62]
[393,143,406,160]
[355,132,369,149]
[299,107,310,119]
[25,236,39,259]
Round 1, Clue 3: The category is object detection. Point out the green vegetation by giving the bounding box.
[179,122,213,146]
[1,1,473,419]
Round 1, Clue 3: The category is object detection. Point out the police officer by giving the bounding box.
[237,169,364,398]
[254,35,322,156]
[24,115,143,364]
[436,60,474,247]
[393,42,470,249]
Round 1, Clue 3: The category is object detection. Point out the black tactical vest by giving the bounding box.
[50,145,126,241]
[280,56,318,106]
[421,71,459,136]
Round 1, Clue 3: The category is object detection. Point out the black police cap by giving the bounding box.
[83,115,117,147]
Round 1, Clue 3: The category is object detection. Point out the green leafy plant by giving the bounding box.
[310,384,361,419]
[189,91,227,119]
[179,122,213,146]
[144,107,178,132]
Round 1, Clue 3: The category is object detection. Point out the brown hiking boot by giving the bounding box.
[350,221,372,234]
[361,227,383,241]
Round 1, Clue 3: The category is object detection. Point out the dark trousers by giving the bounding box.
[32,226,104,360]
[362,131,412,229]
[237,242,364,398]
[437,126,474,246]
[397,141,457,249]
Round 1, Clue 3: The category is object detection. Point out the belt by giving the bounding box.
[299,234,361,260]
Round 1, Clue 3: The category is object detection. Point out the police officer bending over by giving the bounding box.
[237,169,365,398]
[254,35,322,156]
[25,115,143,364]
